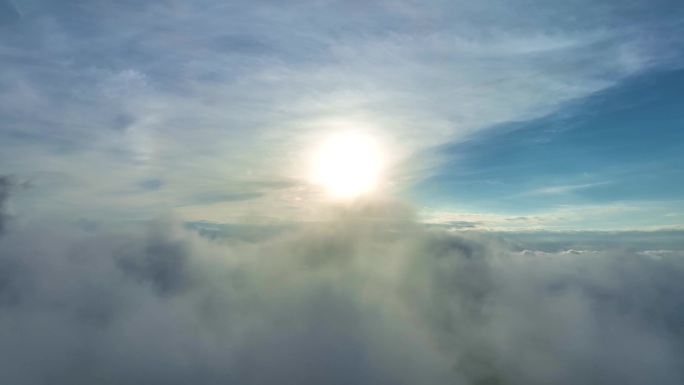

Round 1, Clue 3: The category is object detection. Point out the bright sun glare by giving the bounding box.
[313,132,383,198]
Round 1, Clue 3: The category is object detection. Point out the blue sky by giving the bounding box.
[1,0,683,230]
[417,68,684,229]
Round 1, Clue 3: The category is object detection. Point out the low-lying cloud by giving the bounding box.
[1,200,683,385]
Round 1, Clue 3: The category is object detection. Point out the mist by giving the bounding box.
[1,197,683,385]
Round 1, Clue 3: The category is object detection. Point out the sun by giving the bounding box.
[312,132,383,198]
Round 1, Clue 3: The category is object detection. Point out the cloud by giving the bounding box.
[1,0,682,221]
[521,182,612,196]
[1,3,683,381]
[137,178,165,191]
[0,177,9,234]
[190,192,264,205]
[1,201,683,384]
[0,175,20,235]
[420,201,684,231]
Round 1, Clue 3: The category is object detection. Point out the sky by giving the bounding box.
[1,0,683,230]
[1,1,684,384]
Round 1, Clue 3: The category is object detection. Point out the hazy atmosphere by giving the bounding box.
[1,1,684,384]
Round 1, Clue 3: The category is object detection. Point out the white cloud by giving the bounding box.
[1,200,683,384]
[418,200,684,231]
[520,182,612,196]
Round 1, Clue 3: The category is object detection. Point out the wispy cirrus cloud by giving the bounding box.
[520,181,612,196]
[1,0,682,222]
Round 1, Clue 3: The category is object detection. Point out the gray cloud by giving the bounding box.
[0,175,15,235]
[136,178,165,191]
[0,202,683,384]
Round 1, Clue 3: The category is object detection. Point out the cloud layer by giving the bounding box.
[2,0,683,380]
[1,199,683,384]
[1,0,683,223]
